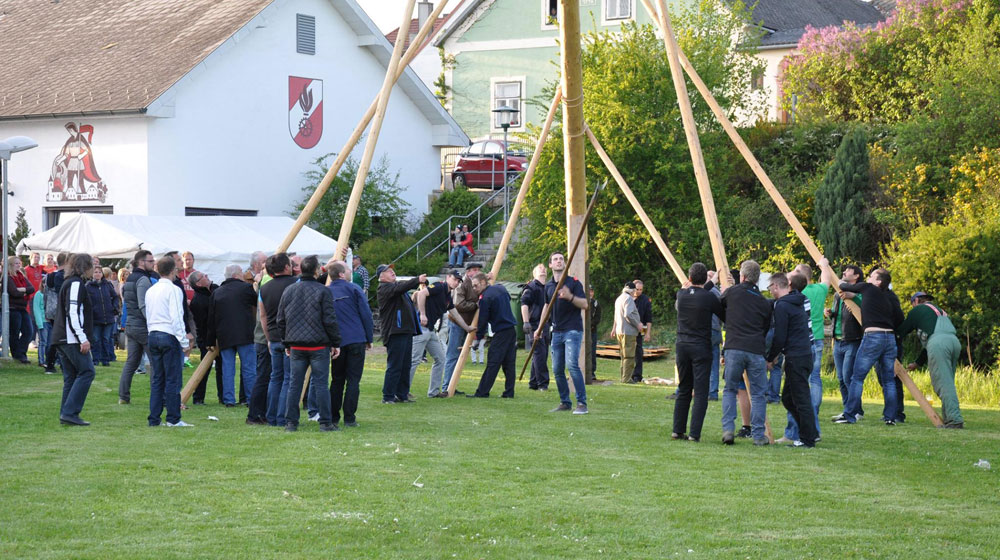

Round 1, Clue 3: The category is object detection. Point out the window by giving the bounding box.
[296,14,316,55]
[492,80,523,129]
[483,141,503,156]
[185,207,258,217]
[545,0,558,25]
[605,0,632,20]
[44,206,112,230]
[751,68,765,91]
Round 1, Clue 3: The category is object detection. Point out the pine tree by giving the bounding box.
[814,129,877,263]
[7,206,31,257]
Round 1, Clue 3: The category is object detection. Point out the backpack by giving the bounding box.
[44,284,59,322]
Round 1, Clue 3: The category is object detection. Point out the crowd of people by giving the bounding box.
[7,245,966,441]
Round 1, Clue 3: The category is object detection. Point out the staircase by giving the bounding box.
[436,217,530,276]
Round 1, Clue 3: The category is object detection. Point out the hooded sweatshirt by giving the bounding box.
[766,290,813,363]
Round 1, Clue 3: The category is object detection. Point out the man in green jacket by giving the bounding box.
[897,292,964,428]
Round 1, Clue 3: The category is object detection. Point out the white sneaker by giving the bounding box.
[308,413,320,422]
[166,420,194,427]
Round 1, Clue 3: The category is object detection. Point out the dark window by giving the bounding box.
[751,68,765,91]
[185,207,258,217]
[44,206,113,230]
[547,0,558,24]
[296,14,316,55]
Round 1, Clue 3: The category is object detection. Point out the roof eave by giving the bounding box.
[0,108,147,122]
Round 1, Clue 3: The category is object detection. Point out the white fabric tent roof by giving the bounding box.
[16,214,337,282]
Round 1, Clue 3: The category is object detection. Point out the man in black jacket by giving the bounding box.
[376,264,425,404]
[766,273,817,447]
[205,264,257,407]
[275,256,341,432]
[259,253,298,426]
[520,263,548,390]
[672,263,725,442]
[188,271,225,405]
[631,280,653,383]
[827,265,865,420]
[51,253,97,426]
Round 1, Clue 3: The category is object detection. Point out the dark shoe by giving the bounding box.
[381,399,396,404]
[834,416,854,424]
[396,397,415,403]
[687,435,700,442]
[19,358,31,364]
[44,367,57,374]
[453,390,466,396]
[884,419,896,426]
[671,432,685,440]
[572,404,589,415]
[466,394,487,398]
[707,395,718,401]
[753,438,770,446]
[345,421,359,428]
[59,415,90,426]
[432,393,449,398]
[284,424,298,432]
[224,403,237,408]
[319,423,339,432]
[665,392,677,400]
[193,401,205,405]
[722,431,734,445]
[942,422,964,429]
[550,403,572,412]
[501,394,514,399]
[245,418,266,425]
[736,425,752,439]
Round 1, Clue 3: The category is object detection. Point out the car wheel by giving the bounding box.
[453,173,467,189]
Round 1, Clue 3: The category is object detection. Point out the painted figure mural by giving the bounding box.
[47,122,108,202]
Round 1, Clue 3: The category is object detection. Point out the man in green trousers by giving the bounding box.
[897,292,964,428]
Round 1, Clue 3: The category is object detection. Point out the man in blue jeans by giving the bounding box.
[327,260,374,426]
[444,264,481,394]
[836,268,905,425]
[144,256,194,427]
[376,264,424,404]
[828,265,864,420]
[719,260,773,445]
[258,253,298,426]
[205,264,258,407]
[535,252,589,415]
[50,253,98,426]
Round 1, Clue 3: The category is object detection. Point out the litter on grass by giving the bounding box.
[974,459,991,470]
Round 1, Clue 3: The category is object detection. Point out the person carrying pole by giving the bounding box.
[535,252,589,415]
[897,292,964,429]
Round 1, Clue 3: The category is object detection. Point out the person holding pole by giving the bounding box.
[205,265,258,408]
[897,292,964,428]
[51,253,97,426]
[444,262,482,393]
[376,264,424,404]
[765,272,817,447]
[410,275,448,398]
[781,260,831,444]
[327,261,373,426]
[466,272,517,399]
[672,264,725,442]
[521,264,550,391]
[144,256,194,427]
[631,280,653,383]
[720,260,772,445]
[536,252,589,415]
[828,265,864,422]
[613,282,642,384]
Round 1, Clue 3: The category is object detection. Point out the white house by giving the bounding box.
[0,0,469,234]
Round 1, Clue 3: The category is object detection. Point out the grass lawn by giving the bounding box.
[1,348,998,559]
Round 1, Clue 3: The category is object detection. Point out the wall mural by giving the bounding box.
[289,76,323,149]
[47,122,108,203]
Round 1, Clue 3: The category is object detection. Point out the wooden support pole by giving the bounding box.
[446,90,563,397]
[584,125,686,285]
[277,0,445,254]
[180,352,214,404]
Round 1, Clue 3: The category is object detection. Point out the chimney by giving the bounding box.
[416,1,433,43]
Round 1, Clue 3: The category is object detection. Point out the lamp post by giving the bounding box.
[0,136,38,360]
[491,105,519,224]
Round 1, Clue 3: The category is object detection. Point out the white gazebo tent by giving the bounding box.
[16,214,338,282]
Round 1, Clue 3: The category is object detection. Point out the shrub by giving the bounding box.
[814,128,881,264]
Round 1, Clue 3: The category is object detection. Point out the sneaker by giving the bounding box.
[284,424,298,432]
[381,399,396,404]
[44,367,57,375]
[118,399,130,405]
[884,419,896,426]
[670,432,685,440]
[942,422,964,429]
[787,440,812,448]
[831,413,846,422]
[345,421,359,428]
[308,413,320,422]
[59,415,90,426]
[665,392,678,400]
[183,359,193,368]
[753,438,770,446]
[856,412,864,421]
[834,416,853,424]
[775,436,793,444]
[736,426,752,439]
[319,423,339,432]
[572,404,588,415]
[687,436,700,442]
[550,403,572,412]
[136,368,146,375]
[166,420,193,427]
[722,431,735,445]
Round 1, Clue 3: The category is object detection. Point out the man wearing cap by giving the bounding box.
[467,271,517,398]
[444,262,483,392]
[536,252,589,415]
[613,282,642,384]
[897,292,964,428]
[520,264,549,391]
[376,264,425,404]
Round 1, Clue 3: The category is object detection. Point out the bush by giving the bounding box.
[814,128,881,264]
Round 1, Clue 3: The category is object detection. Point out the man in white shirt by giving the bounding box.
[145,256,194,427]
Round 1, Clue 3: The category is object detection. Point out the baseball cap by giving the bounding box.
[465,261,484,270]
[448,270,462,280]
[910,291,933,302]
[375,263,394,278]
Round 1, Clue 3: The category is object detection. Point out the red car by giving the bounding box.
[452,140,527,189]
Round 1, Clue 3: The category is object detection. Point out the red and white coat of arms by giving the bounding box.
[289,76,323,149]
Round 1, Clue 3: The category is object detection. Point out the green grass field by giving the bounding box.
[2,349,998,559]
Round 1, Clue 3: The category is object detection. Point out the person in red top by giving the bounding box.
[24,253,45,294]
[6,256,36,363]
[177,251,196,302]
[42,254,57,274]
[460,224,475,257]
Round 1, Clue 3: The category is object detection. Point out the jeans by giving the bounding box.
[106,325,118,362]
[708,333,721,399]
[248,342,271,422]
[551,330,586,406]
[674,341,712,439]
[444,321,465,390]
[409,328,446,396]
[383,333,413,401]
[7,308,32,361]
[118,331,151,403]
[220,343,256,406]
[91,323,115,364]
[267,341,291,425]
[448,245,471,266]
[285,348,332,427]
[36,322,50,366]
[473,327,516,398]
[833,339,860,409]
[526,325,550,389]
[785,339,824,441]
[766,356,784,403]
[782,353,817,446]
[331,342,366,424]
[147,331,183,426]
[844,332,898,423]
[721,349,768,439]
[57,344,95,419]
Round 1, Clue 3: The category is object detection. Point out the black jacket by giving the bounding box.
[721,281,773,355]
[206,278,257,349]
[275,276,341,347]
[50,275,93,346]
[830,294,863,342]
[189,283,217,348]
[377,276,421,342]
[839,282,904,331]
[85,279,119,325]
[675,285,724,345]
[767,291,813,362]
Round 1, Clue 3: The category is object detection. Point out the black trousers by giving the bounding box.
[782,353,817,446]
[632,336,645,381]
[192,346,225,404]
[527,324,549,389]
[247,342,271,421]
[474,327,517,397]
[331,342,366,423]
[383,334,413,401]
[673,341,712,439]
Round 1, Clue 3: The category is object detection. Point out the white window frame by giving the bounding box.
[602,0,635,25]
[489,77,526,133]
[541,0,558,30]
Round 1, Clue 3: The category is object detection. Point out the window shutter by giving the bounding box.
[296,14,316,55]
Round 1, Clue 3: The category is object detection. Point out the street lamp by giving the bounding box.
[491,105,520,223]
[1,136,38,360]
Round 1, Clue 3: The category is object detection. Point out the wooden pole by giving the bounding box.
[180,352,214,404]
[277,0,445,254]
[520,181,607,380]
[584,125,686,284]
[445,90,563,396]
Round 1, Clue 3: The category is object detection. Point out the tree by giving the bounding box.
[814,128,879,264]
[290,154,410,247]
[7,207,31,258]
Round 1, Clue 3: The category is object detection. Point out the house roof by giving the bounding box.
[386,15,450,50]
[432,0,485,47]
[0,0,470,145]
[746,0,885,48]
